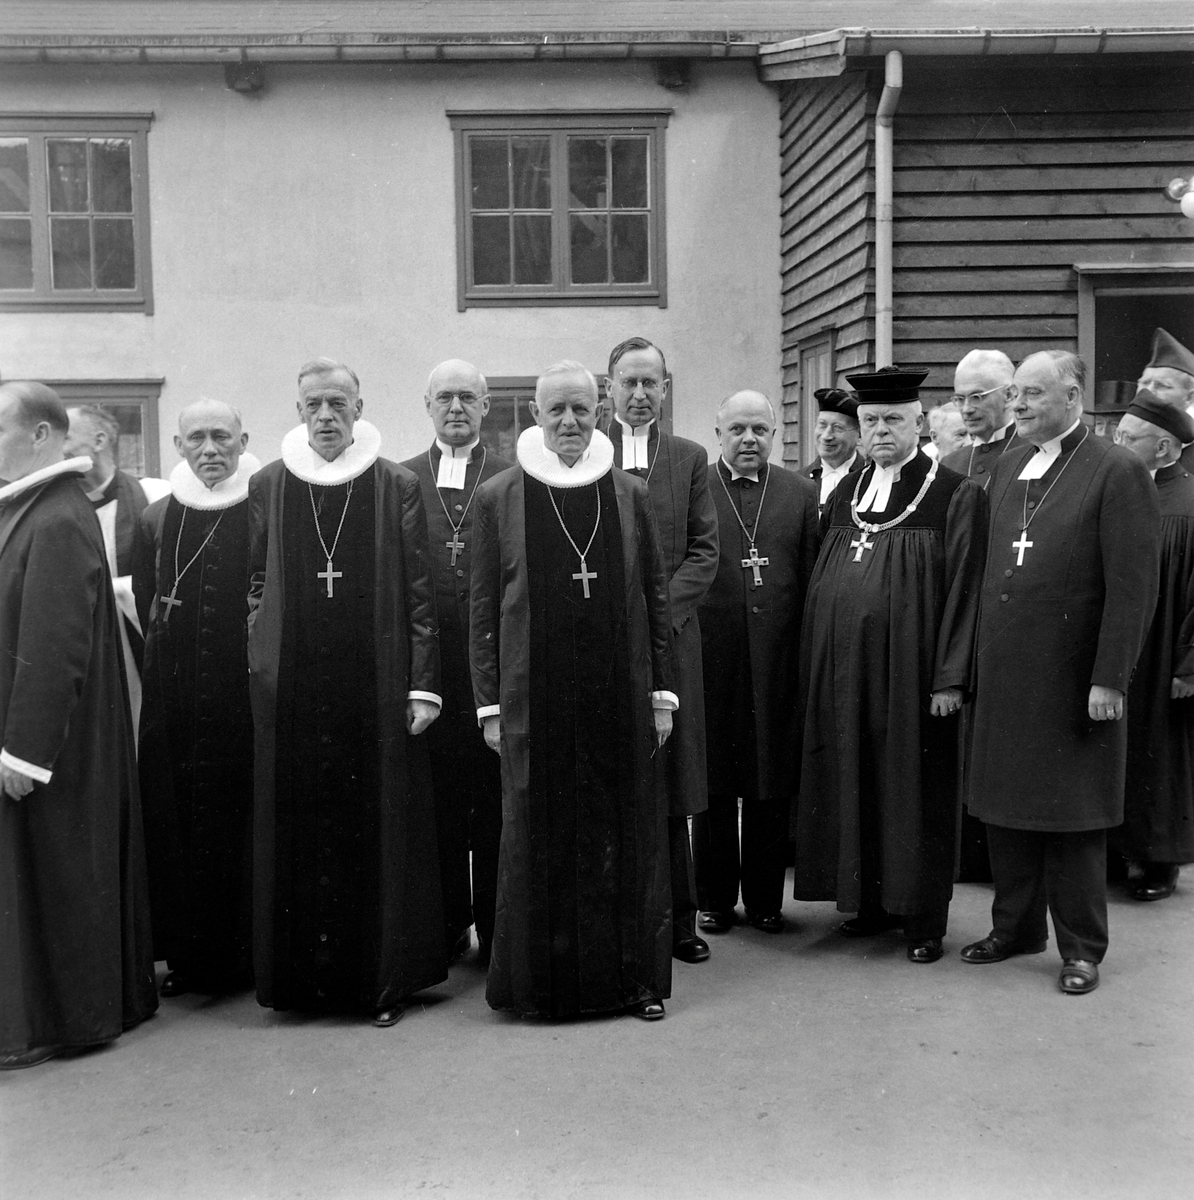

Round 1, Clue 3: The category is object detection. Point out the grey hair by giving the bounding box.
[297,358,360,394]
[955,348,1015,384]
[535,360,598,404]
[2,381,68,434]
[1027,349,1087,395]
[178,396,244,434]
[67,403,120,445]
[928,404,965,432]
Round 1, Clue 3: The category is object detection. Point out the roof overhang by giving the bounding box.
[759,26,1194,81]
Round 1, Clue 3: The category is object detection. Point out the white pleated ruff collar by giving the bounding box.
[0,456,91,506]
[169,452,262,510]
[281,420,381,485]
[517,426,614,488]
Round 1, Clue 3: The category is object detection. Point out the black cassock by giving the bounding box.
[134,494,254,987]
[1116,461,1194,864]
[793,452,987,918]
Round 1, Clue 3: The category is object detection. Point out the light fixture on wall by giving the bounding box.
[1164,175,1194,219]
[224,63,265,94]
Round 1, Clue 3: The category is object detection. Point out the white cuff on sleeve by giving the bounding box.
[651,691,679,711]
[477,704,501,725]
[406,691,442,708]
[0,748,52,784]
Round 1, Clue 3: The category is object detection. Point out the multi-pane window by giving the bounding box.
[43,379,163,477]
[451,112,668,308]
[0,115,152,311]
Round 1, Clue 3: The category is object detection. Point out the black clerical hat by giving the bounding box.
[1147,328,1194,378]
[845,366,930,404]
[812,387,859,422]
[1126,387,1194,445]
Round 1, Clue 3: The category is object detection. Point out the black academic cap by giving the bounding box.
[845,366,930,404]
[812,387,859,421]
[1126,387,1194,445]
[1147,328,1194,378]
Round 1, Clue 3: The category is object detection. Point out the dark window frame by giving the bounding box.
[449,110,669,311]
[0,113,154,313]
[41,377,164,476]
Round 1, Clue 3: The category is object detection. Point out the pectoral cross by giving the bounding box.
[160,586,183,622]
[446,532,465,566]
[572,558,597,599]
[851,531,874,562]
[1012,532,1033,567]
[742,545,769,587]
[317,559,342,598]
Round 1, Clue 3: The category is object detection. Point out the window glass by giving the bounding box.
[50,217,91,288]
[511,137,550,209]
[470,138,509,210]
[48,139,89,212]
[0,139,29,212]
[0,217,32,288]
[512,213,551,284]
[92,139,132,213]
[568,138,607,209]
[94,218,136,289]
[611,138,648,209]
[570,213,608,284]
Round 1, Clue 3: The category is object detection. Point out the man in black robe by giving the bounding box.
[793,369,988,963]
[134,399,261,996]
[1111,390,1194,900]
[1,381,157,1070]
[1137,328,1194,478]
[605,336,718,965]
[696,390,820,935]
[799,388,862,513]
[400,360,510,966]
[964,351,1160,995]
[470,360,676,1020]
[248,358,447,1027]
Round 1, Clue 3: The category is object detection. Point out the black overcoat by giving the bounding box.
[941,426,1025,491]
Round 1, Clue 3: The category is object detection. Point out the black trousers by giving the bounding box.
[470,784,502,951]
[984,824,1109,963]
[691,793,788,917]
[670,815,698,943]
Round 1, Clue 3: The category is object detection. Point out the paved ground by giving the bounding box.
[2,876,1192,1200]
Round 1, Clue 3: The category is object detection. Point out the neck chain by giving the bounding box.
[308,479,354,598]
[160,506,225,623]
[1020,426,1089,533]
[850,455,938,533]
[547,484,602,600]
[429,445,486,566]
[717,461,772,587]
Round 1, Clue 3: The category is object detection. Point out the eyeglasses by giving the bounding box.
[1114,428,1156,446]
[432,391,484,406]
[950,384,1015,406]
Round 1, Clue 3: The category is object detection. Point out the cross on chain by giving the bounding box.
[1012,532,1033,567]
[572,558,597,599]
[317,559,343,598]
[851,531,874,562]
[160,586,183,621]
[741,545,769,588]
[446,533,465,566]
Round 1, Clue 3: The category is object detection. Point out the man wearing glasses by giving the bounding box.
[941,349,1022,489]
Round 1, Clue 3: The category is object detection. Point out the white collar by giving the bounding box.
[281,419,381,485]
[858,447,918,513]
[84,469,116,502]
[614,415,653,439]
[721,456,761,483]
[0,456,92,506]
[434,436,479,489]
[435,436,479,460]
[517,426,614,488]
[820,450,857,476]
[169,452,262,510]
[980,421,1015,445]
[616,415,653,469]
[1018,419,1083,480]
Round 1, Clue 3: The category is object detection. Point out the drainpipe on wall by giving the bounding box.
[874,50,903,368]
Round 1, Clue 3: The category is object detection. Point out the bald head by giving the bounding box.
[175,397,249,487]
[716,390,776,475]
[425,358,490,447]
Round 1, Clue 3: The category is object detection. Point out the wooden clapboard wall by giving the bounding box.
[779,71,876,465]
[892,55,1194,406]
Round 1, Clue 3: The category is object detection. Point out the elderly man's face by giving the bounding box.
[717,393,775,474]
[298,368,361,462]
[63,410,102,463]
[1013,355,1078,446]
[426,362,490,448]
[814,411,858,468]
[859,402,923,467]
[175,405,247,486]
[607,346,668,429]
[1138,366,1194,410]
[1114,413,1168,465]
[930,407,969,458]
[953,363,1014,441]
[532,373,602,465]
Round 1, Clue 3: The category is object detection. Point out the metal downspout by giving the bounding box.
[874,50,902,368]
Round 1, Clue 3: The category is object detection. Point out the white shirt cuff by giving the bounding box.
[477,704,501,724]
[406,691,442,708]
[1,748,52,784]
[651,691,679,711]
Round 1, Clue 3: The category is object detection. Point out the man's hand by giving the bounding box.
[0,763,36,801]
[482,714,502,755]
[653,708,673,748]
[929,687,964,717]
[406,698,440,736]
[1089,685,1125,721]
[1172,675,1194,700]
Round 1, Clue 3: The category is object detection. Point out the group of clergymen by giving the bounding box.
[3,325,1194,1071]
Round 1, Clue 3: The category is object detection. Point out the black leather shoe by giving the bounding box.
[906,938,944,963]
[697,910,737,933]
[747,911,784,934]
[0,1044,67,1071]
[673,936,711,963]
[840,913,903,938]
[159,972,193,997]
[1129,863,1179,901]
[372,1004,406,1027]
[629,999,665,1021]
[1059,959,1099,994]
[960,934,1048,964]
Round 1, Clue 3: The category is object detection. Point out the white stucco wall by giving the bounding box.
[0,58,781,469]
